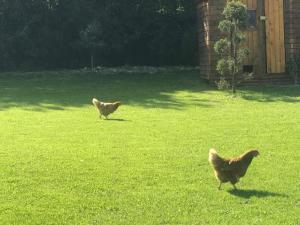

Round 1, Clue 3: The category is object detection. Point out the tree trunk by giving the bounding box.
[91,53,94,71]
[232,25,237,94]
[232,73,236,93]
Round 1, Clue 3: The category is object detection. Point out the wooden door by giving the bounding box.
[265,0,285,73]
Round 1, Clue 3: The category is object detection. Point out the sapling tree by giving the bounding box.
[79,21,104,71]
[214,0,250,93]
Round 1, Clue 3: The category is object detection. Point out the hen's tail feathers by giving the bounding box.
[208,148,224,168]
[92,98,101,109]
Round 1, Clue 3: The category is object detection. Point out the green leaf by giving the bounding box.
[214,38,230,56]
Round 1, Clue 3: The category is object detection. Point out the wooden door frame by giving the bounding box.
[256,0,267,77]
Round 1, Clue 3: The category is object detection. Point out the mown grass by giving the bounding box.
[0,70,299,225]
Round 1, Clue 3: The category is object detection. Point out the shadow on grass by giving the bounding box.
[239,86,300,103]
[228,189,288,199]
[0,71,216,111]
[102,118,130,122]
[0,70,299,112]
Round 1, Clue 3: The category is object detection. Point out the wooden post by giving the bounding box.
[255,0,267,77]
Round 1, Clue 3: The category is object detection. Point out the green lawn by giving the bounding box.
[0,70,299,225]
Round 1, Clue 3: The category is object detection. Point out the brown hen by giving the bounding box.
[208,148,259,190]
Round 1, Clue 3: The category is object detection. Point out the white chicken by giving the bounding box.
[92,98,121,119]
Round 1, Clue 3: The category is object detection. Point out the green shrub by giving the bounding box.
[214,0,250,93]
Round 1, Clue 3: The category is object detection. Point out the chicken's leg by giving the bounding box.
[218,182,222,190]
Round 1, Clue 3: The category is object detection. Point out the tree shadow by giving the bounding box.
[0,70,299,112]
[239,86,300,103]
[0,70,217,111]
[228,189,288,199]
